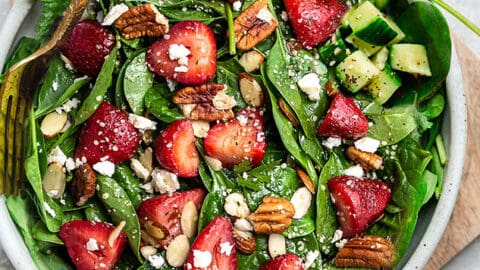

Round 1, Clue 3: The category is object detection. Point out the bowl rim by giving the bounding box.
[0,1,468,269]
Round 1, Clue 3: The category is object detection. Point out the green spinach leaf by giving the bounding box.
[123,52,153,114]
[144,84,184,123]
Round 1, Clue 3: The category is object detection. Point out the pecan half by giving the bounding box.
[173,84,235,122]
[234,0,278,50]
[248,196,295,234]
[71,164,97,206]
[346,146,383,170]
[114,3,169,39]
[335,235,396,268]
[233,228,257,254]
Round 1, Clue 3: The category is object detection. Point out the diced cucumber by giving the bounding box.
[345,34,382,57]
[319,29,350,66]
[385,16,405,44]
[366,64,402,104]
[336,50,380,93]
[371,47,389,70]
[341,6,355,26]
[347,1,402,45]
[390,44,432,76]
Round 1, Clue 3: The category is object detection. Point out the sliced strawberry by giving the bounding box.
[137,188,206,249]
[260,254,304,270]
[204,108,266,168]
[146,20,216,85]
[316,94,369,140]
[154,119,199,177]
[61,20,116,77]
[59,220,127,270]
[328,176,391,238]
[184,216,237,270]
[284,0,347,48]
[74,102,141,165]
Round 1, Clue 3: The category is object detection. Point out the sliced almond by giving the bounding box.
[130,158,150,181]
[166,234,190,267]
[224,192,251,219]
[233,228,256,254]
[181,201,198,238]
[108,221,126,248]
[268,233,286,258]
[42,162,66,199]
[191,120,210,138]
[204,155,223,171]
[238,50,265,73]
[139,147,154,172]
[278,99,299,128]
[141,229,160,247]
[234,218,254,232]
[40,111,68,138]
[239,73,264,107]
[290,187,312,219]
[144,221,167,240]
[296,167,316,194]
[140,245,158,259]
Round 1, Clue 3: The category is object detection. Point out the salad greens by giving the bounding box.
[2,0,453,269]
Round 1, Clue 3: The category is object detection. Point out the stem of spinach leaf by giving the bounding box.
[225,3,236,55]
[431,0,480,36]
[435,134,447,165]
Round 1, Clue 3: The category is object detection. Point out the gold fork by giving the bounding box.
[0,0,88,196]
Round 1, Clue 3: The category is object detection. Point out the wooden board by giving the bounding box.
[425,35,480,269]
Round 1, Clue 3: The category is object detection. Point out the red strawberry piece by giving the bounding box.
[260,254,304,270]
[284,0,347,48]
[327,176,391,238]
[204,108,266,168]
[154,119,199,177]
[316,94,369,140]
[137,188,206,248]
[59,220,127,270]
[74,101,141,165]
[184,216,237,270]
[60,20,116,77]
[146,20,216,85]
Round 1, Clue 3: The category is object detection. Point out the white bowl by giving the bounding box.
[0,1,467,269]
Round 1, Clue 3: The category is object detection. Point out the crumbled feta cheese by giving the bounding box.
[102,4,129,25]
[232,0,242,11]
[256,7,274,23]
[298,73,321,101]
[92,161,115,177]
[151,168,179,194]
[60,54,75,71]
[130,159,151,180]
[166,79,178,92]
[174,66,188,72]
[331,229,343,243]
[220,241,234,256]
[303,250,320,270]
[141,182,154,194]
[168,44,191,72]
[57,98,80,114]
[179,104,196,117]
[86,238,99,251]
[344,165,364,178]
[193,250,212,268]
[44,202,56,217]
[47,146,67,166]
[322,137,342,149]
[65,157,76,172]
[280,11,289,21]
[191,120,210,138]
[354,137,380,153]
[335,239,348,249]
[128,114,157,131]
[212,90,236,110]
[148,254,165,269]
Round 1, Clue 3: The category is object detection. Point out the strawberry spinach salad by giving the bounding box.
[2,0,451,269]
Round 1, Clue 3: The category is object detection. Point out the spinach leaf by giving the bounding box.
[75,46,119,125]
[144,83,184,123]
[112,164,148,209]
[97,175,142,262]
[286,233,322,270]
[316,153,344,256]
[298,131,326,170]
[421,92,445,120]
[368,136,431,262]
[35,57,77,117]
[216,58,247,108]
[393,1,451,103]
[32,221,64,245]
[422,169,437,204]
[36,0,71,42]
[237,235,270,269]
[158,7,223,24]
[0,37,40,83]
[123,52,153,114]
[284,205,315,239]
[84,199,111,222]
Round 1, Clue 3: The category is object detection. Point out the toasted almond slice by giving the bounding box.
[296,167,316,194]
[204,155,223,171]
[234,218,254,232]
[239,73,264,107]
[139,147,154,172]
[40,111,68,138]
[144,221,167,240]
[191,120,210,138]
[42,162,66,199]
[166,234,190,267]
[181,201,198,238]
[290,187,312,219]
[140,245,158,259]
[108,221,126,248]
[224,192,250,219]
[268,233,286,258]
[278,99,299,128]
[238,50,265,73]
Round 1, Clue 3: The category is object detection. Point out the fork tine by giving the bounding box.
[1,95,13,194]
[13,97,29,196]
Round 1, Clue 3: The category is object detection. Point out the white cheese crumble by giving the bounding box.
[304,250,320,270]
[166,79,178,92]
[151,168,180,194]
[102,4,129,25]
[220,241,234,256]
[256,7,274,23]
[298,73,321,101]
[354,137,381,153]
[280,11,289,22]
[232,0,242,11]
[212,90,236,110]
[322,137,342,149]
[343,165,364,178]
[92,161,115,177]
[128,114,157,131]
[174,66,189,73]
[47,146,67,166]
[193,250,212,268]
[86,238,99,252]
[148,254,165,269]
[191,120,210,138]
[168,44,191,72]
[43,202,56,217]
[331,229,343,243]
